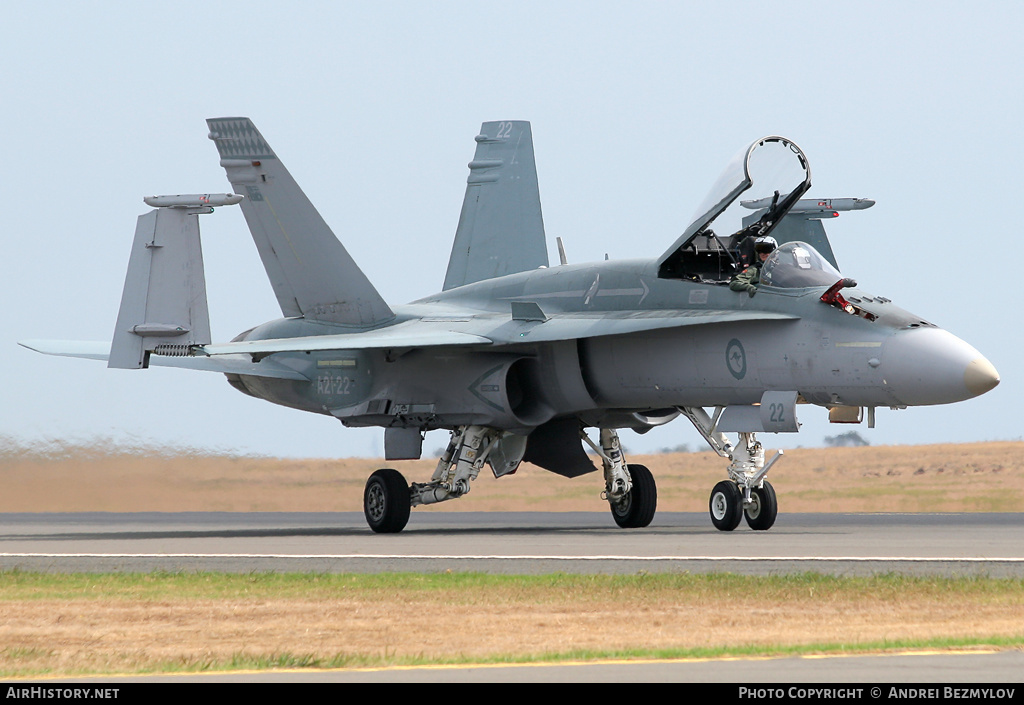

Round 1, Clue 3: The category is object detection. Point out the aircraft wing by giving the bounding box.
[18,340,309,380]
[192,309,798,357]
[197,323,494,356]
[483,309,799,345]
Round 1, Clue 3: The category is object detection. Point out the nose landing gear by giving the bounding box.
[709,477,778,531]
[680,407,782,532]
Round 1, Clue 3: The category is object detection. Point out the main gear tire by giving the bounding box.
[364,468,411,534]
[610,464,657,528]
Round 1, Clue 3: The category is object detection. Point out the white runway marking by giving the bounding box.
[3,553,1023,562]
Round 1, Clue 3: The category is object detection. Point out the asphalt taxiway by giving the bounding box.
[0,511,1021,576]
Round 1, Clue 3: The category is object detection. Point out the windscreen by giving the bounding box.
[759,241,843,289]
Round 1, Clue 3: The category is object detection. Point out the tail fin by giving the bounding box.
[108,199,220,369]
[443,120,548,291]
[206,118,394,326]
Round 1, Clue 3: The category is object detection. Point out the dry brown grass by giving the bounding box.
[2,574,1022,674]
[0,441,1020,513]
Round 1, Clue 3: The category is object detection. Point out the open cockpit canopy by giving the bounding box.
[658,136,812,282]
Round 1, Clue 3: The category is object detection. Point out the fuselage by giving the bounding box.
[226,255,999,433]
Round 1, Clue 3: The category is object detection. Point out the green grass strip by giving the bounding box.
[2,569,1023,600]
[5,636,1023,679]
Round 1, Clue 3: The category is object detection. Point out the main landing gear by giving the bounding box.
[363,425,525,533]
[580,428,657,528]
[361,424,658,533]
[680,407,782,531]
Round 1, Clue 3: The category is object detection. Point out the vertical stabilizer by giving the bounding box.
[109,203,216,369]
[207,117,394,326]
[443,121,548,291]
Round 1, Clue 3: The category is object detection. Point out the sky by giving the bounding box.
[3,1,1020,460]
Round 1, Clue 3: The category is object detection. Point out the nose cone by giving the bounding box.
[883,328,999,406]
[964,356,1000,396]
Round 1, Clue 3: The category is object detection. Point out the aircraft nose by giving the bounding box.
[882,327,999,406]
[964,356,1000,397]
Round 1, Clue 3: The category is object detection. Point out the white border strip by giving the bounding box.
[2,553,1024,562]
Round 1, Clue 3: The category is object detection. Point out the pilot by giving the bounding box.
[730,236,777,296]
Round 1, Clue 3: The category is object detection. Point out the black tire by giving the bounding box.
[363,468,411,534]
[744,480,778,531]
[611,464,657,528]
[709,480,742,531]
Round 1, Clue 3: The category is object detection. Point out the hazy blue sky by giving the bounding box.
[3,1,1019,459]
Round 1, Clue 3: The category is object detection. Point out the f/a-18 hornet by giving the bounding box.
[21,119,1000,533]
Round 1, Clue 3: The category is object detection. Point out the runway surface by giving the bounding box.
[1,511,1022,576]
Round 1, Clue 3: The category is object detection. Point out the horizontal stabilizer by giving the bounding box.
[20,340,308,380]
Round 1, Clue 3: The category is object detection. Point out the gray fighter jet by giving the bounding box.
[20,119,1000,533]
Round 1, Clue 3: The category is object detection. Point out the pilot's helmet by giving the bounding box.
[754,236,778,254]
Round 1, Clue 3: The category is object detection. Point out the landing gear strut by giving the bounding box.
[361,425,525,533]
[582,428,657,528]
[680,407,782,531]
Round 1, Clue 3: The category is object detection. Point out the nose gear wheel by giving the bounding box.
[744,480,778,530]
[709,480,743,531]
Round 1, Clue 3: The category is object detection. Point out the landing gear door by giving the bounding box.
[488,434,528,478]
[760,391,800,433]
